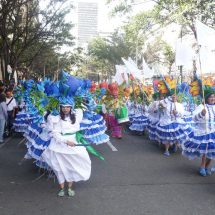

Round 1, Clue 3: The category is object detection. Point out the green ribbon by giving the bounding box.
[61,131,105,162]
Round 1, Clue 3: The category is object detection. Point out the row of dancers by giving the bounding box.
[12,73,215,197]
[126,75,215,177]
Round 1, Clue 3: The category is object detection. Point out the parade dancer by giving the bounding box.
[182,80,215,176]
[156,77,192,155]
[129,92,149,135]
[106,83,124,139]
[42,105,91,197]
[147,91,161,142]
[42,74,104,196]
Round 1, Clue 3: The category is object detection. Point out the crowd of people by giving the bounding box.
[1,71,215,197]
[0,81,20,143]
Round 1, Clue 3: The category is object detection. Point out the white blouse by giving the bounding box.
[48,109,84,154]
[192,104,215,134]
[158,97,185,126]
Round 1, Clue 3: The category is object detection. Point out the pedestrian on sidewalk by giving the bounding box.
[5,89,16,134]
[0,94,8,143]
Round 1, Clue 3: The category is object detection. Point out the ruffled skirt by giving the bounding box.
[80,119,109,145]
[129,115,148,131]
[13,112,36,132]
[182,129,215,160]
[147,119,159,141]
[42,140,91,184]
[156,122,192,145]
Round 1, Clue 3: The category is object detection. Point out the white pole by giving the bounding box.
[136,38,139,66]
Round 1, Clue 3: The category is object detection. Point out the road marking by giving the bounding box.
[107,141,118,151]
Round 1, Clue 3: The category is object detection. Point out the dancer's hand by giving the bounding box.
[202,109,206,116]
[173,110,177,115]
[67,141,76,147]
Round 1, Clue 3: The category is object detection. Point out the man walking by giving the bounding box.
[5,89,16,135]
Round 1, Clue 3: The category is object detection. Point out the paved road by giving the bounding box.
[1,130,215,215]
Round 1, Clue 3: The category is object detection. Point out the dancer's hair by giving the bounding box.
[60,106,76,124]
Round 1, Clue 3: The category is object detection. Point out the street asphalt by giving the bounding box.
[1,129,215,215]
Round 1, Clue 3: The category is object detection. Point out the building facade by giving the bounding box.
[78,2,98,47]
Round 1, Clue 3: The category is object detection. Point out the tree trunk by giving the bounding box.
[0,45,5,82]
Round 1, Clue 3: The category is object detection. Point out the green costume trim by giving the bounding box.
[200,85,215,101]
[61,131,105,162]
[166,88,179,97]
[152,92,160,100]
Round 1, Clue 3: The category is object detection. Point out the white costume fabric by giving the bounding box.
[129,102,149,131]
[147,101,164,141]
[42,109,91,184]
[126,100,135,122]
[155,97,192,145]
[183,104,215,160]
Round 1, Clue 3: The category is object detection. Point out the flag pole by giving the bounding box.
[197,45,207,135]
[173,69,177,121]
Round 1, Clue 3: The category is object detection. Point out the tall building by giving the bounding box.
[78,2,98,47]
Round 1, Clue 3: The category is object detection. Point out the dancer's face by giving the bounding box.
[112,94,117,99]
[207,94,215,104]
[171,94,178,102]
[159,95,164,100]
[62,106,71,115]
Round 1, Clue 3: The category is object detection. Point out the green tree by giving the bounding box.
[86,30,137,79]
[0,0,75,82]
[106,0,215,38]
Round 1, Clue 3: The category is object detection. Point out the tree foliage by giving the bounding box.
[107,0,215,37]
[0,0,76,82]
[86,30,137,79]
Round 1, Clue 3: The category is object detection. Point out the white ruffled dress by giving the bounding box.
[126,100,135,122]
[147,101,164,141]
[182,104,215,160]
[42,109,91,184]
[155,97,192,145]
[129,103,149,131]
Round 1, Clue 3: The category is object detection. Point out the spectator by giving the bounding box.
[0,94,7,143]
[0,89,4,94]
[0,83,4,90]
[5,89,16,134]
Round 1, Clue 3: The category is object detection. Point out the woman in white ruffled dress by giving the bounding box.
[156,93,192,155]
[182,86,215,176]
[42,105,91,197]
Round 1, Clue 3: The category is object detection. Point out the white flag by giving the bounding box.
[121,58,142,80]
[196,19,215,47]
[142,57,153,78]
[128,57,137,68]
[196,46,211,74]
[175,41,194,68]
[114,65,124,85]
